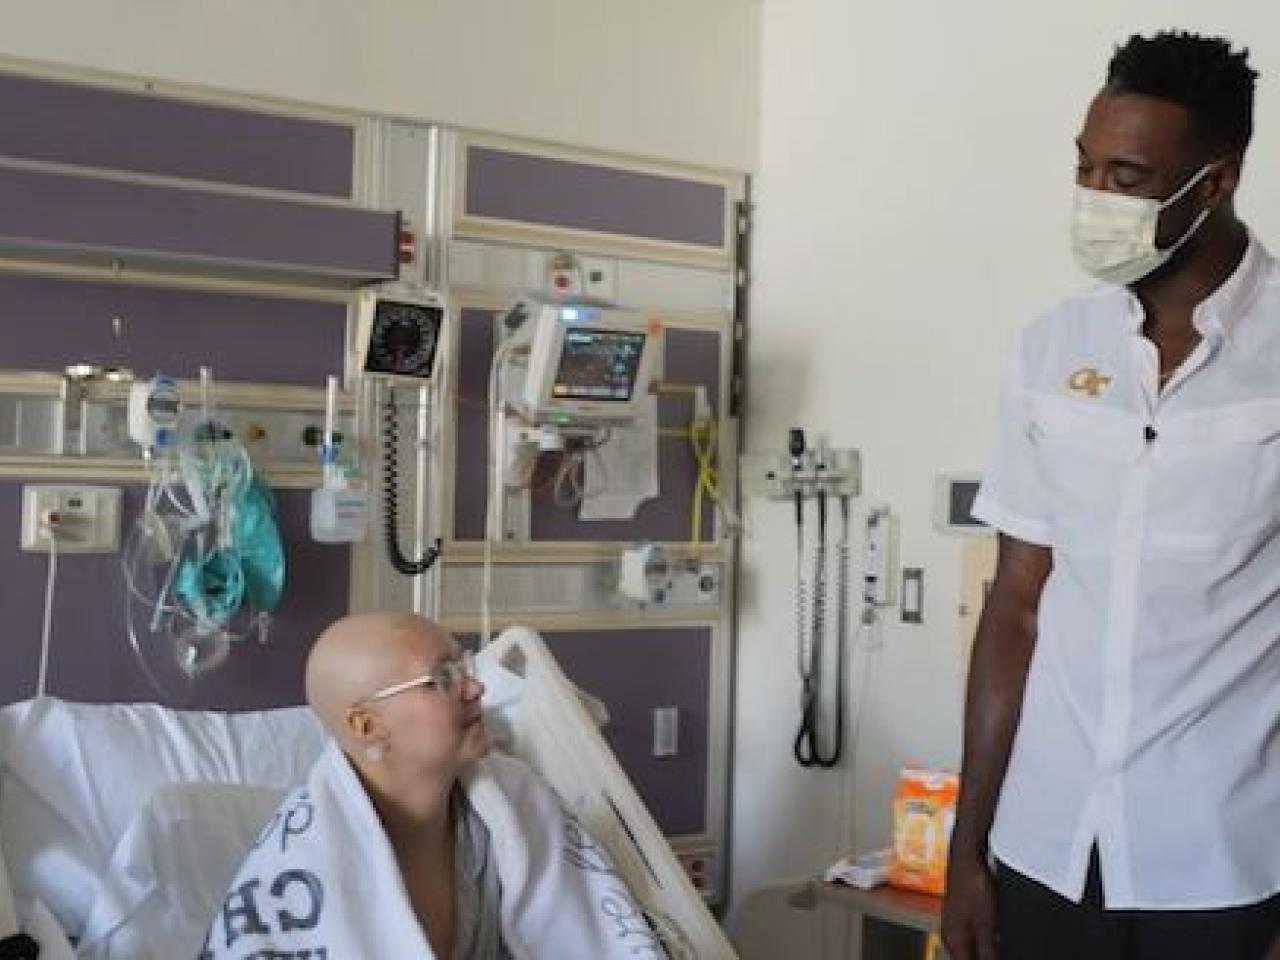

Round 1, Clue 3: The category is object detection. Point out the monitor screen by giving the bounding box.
[552,327,648,402]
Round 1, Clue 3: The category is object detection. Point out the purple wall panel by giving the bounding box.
[0,72,354,198]
[453,309,494,541]
[0,483,349,710]
[459,627,711,836]
[0,274,346,387]
[453,314,723,543]
[544,628,710,836]
[466,146,727,249]
[0,166,399,280]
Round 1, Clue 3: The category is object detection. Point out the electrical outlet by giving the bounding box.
[677,849,720,901]
[580,256,618,301]
[20,484,122,553]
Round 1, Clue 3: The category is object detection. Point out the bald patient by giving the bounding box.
[203,613,667,960]
[305,612,490,958]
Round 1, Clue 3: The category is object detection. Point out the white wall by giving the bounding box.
[734,0,1280,916]
[0,0,760,173]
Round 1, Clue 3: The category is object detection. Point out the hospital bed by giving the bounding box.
[0,626,736,959]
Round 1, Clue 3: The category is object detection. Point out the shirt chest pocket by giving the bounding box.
[1149,402,1280,554]
[1027,394,1143,549]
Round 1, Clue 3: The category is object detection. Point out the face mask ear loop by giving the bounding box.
[1159,162,1218,211]
[1161,205,1214,261]
[1149,162,1220,262]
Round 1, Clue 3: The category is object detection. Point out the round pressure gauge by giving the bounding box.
[365,300,442,379]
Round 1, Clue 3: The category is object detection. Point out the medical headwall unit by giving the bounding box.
[0,65,747,904]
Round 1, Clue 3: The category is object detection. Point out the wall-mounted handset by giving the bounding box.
[862,506,898,607]
[789,427,807,535]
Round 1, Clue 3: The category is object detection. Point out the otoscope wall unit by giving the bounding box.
[751,428,862,502]
[744,427,882,769]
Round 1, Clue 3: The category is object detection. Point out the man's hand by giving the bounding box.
[941,850,999,960]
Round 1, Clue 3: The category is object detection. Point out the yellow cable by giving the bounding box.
[661,381,733,554]
[689,417,723,557]
[690,441,706,555]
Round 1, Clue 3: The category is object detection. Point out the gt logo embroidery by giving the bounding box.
[1067,367,1112,397]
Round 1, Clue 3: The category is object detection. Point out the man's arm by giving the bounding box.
[942,533,1052,960]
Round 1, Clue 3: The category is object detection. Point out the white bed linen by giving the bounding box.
[77,783,285,960]
[47,655,605,959]
[0,698,323,938]
[199,742,667,960]
[484,627,737,959]
[0,629,734,959]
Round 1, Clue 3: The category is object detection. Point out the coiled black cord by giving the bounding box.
[794,489,851,769]
[382,388,440,575]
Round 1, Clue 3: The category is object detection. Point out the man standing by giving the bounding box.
[943,32,1280,960]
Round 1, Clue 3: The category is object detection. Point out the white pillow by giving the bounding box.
[0,698,324,938]
[78,782,286,960]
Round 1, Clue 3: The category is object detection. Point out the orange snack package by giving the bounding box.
[888,766,959,896]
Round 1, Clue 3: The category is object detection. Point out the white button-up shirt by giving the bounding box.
[973,234,1280,910]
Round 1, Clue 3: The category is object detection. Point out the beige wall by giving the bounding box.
[0,0,760,172]
[734,0,1280,919]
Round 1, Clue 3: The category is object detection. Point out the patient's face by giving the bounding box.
[380,629,489,776]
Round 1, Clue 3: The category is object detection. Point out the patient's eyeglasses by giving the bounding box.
[355,651,476,706]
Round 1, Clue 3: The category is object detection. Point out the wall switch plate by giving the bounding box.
[652,705,680,758]
[20,484,122,553]
[901,567,924,623]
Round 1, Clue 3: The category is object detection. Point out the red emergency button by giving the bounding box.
[397,230,416,264]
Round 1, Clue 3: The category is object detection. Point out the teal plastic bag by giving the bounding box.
[238,472,285,612]
[175,470,284,627]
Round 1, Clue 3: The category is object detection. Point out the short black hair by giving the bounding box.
[1106,31,1258,156]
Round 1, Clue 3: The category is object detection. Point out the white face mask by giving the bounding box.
[1071,163,1217,285]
